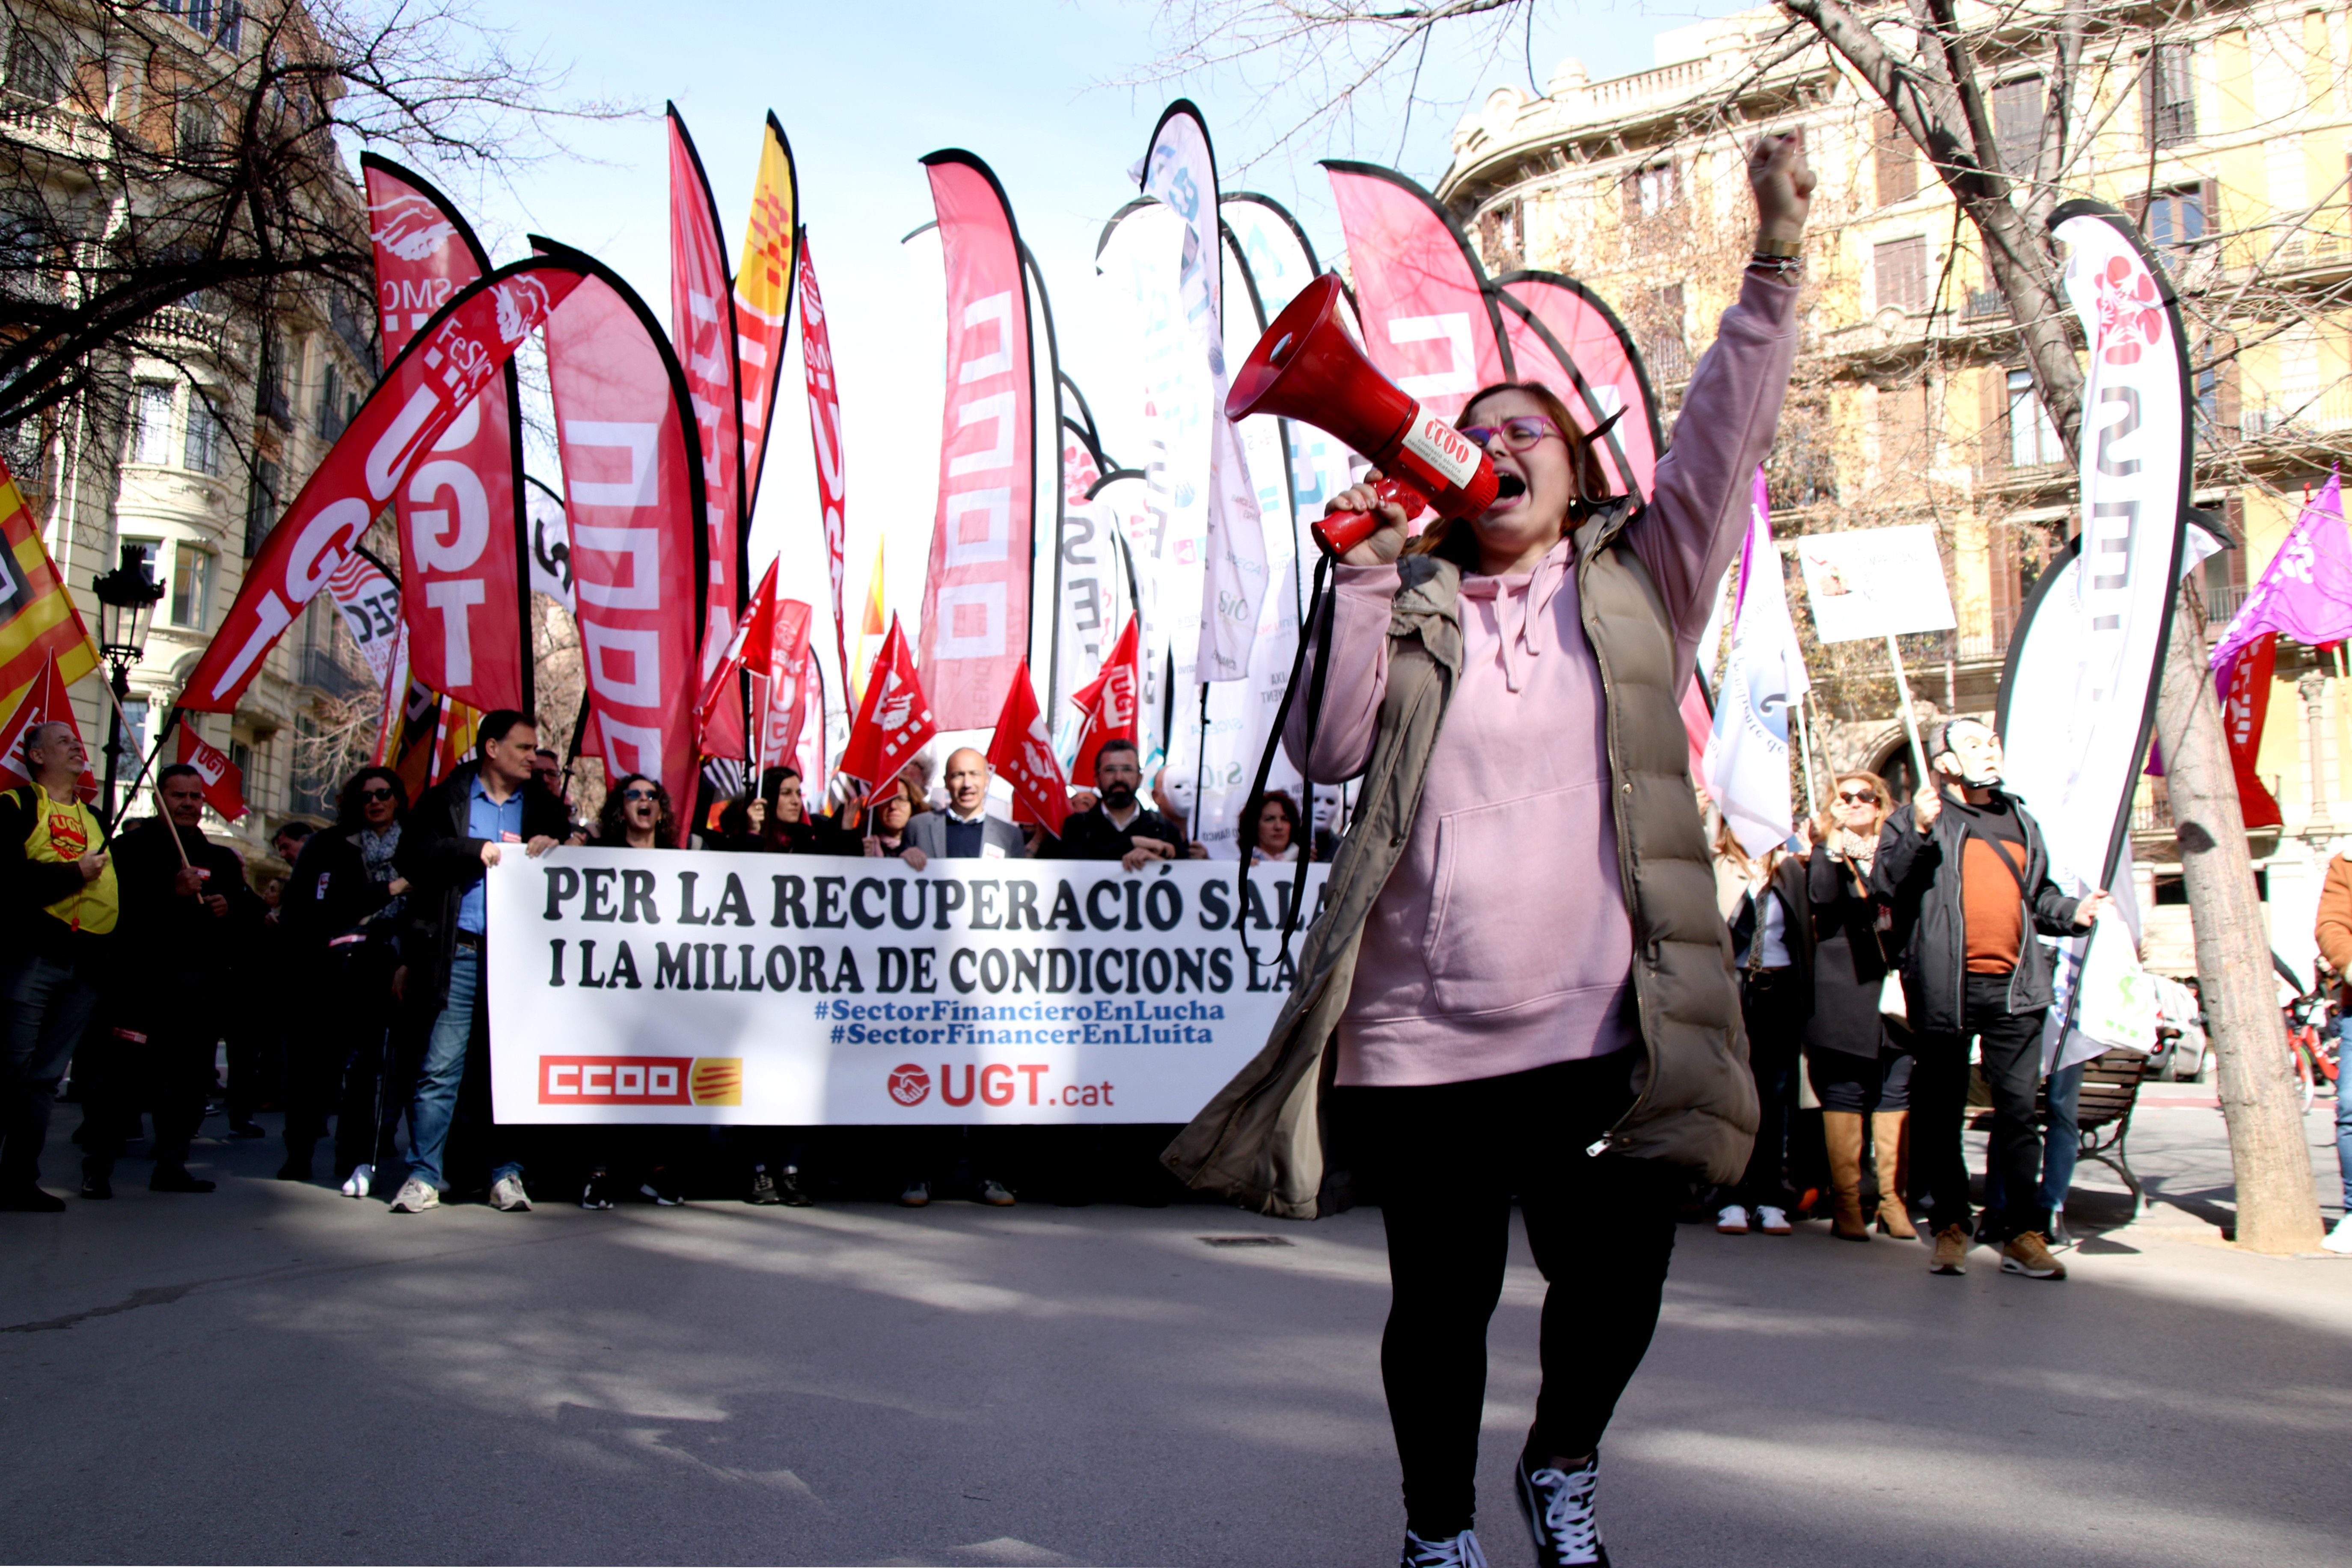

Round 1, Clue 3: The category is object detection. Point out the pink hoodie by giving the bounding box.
[1290,268,1800,1087]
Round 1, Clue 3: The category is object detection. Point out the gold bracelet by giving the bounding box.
[1754,235,1803,258]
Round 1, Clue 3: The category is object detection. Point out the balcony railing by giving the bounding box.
[140,305,230,358]
[297,646,369,701]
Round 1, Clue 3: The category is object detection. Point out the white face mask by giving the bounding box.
[1937,724,2005,789]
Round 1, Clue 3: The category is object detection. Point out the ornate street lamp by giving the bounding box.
[90,545,163,825]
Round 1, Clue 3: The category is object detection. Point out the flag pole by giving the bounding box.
[1886,632,1931,791]
[1794,694,1821,817]
[107,693,191,868]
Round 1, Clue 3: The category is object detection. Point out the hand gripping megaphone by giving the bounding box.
[1225,274,1499,557]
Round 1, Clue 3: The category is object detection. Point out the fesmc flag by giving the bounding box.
[1068,616,1140,787]
[360,155,529,712]
[918,151,1035,729]
[1139,102,1268,684]
[733,113,800,518]
[986,660,1071,836]
[0,463,100,722]
[1998,201,2190,1067]
[175,724,246,822]
[798,231,850,692]
[534,244,706,847]
[0,654,97,801]
[1703,470,1810,858]
[840,615,934,790]
[2206,472,2352,828]
[184,258,584,714]
[668,108,748,751]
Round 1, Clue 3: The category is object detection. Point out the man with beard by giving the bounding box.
[1042,739,1184,870]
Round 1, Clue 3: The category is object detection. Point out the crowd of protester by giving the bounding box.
[0,708,1352,1215]
[9,703,2334,1268]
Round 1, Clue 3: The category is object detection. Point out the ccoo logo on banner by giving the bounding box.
[482,850,1325,1124]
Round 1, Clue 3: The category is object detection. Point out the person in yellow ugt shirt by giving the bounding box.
[0,720,115,1212]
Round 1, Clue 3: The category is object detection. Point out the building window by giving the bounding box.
[244,457,280,557]
[1875,235,1930,314]
[1993,76,2043,177]
[183,390,223,474]
[114,695,148,778]
[118,538,161,592]
[1477,200,1522,271]
[169,542,212,629]
[2144,185,2206,252]
[132,383,174,465]
[1874,111,1917,205]
[2008,369,2064,466]
[2143,45,2195,150]
[317,360,346,440]
[4,27,63,104]
[1640,283,1687,380]
[1624,161,1678,221]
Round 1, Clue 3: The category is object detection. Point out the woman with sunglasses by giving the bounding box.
[595,774,677,850]
[1168,133,1815,1568]
[1806,770,1916,1241]
[279,767,412,1194]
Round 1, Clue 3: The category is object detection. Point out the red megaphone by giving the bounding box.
[1226,274,1499,556]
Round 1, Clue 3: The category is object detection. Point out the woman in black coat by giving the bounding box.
[1805,770,1915,1241]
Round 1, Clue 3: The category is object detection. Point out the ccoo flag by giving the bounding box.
[840,615,935,790]
[0,653,98,800]
[734,114,800,518]
[1703,470,1809,857]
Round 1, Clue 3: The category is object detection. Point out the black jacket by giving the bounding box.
[112,816,264,1008]
[0,785,112,961]
[285,824,404,950]
[397,762,573,1012]
[1041,802,1183,861]
[1729,852,1815,1000]
[1872,790,2082,1036]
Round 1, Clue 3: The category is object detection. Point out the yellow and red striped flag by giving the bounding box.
[0,461,101,725]
[850,535,885,709]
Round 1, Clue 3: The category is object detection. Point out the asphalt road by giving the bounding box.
[2,1104,2345,1567]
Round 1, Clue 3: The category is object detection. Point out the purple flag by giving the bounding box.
[2209,472,2352,674]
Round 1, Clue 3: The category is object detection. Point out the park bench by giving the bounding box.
[1969,1047,2148,1214]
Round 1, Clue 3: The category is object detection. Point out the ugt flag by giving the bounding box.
[1703,469,1810,857]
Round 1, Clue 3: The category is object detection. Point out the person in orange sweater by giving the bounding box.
[2309,853,2352,1252]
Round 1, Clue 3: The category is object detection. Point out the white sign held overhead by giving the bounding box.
[1794,525,1957,643]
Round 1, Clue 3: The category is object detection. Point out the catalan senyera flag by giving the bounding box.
[0,465,101,725]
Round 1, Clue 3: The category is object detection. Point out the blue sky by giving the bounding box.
[440,0,1739,649]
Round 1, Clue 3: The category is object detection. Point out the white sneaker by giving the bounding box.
[341,1164,373,1200]
[490,1174,533,1213]
[1518,1452,1605,1567]
[1757,1205,1794,1235]
[1716,1204,1749,1234]
[2325,1215,2352,1254]
[389,1176,439,1213]
[1400,1527,1489,1567]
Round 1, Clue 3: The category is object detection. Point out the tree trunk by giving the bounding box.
[2152,593,2326,1253]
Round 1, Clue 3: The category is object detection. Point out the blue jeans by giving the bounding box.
[1984,1060,2083,1231]
[2,950,101,1188]
[2336,1016,2352,1212]
[405,948,520,1192]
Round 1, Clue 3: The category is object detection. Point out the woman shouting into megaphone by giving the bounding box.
[1166,132,1815,1568]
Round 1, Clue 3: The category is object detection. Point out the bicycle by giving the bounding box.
[2283,985,2342,1111]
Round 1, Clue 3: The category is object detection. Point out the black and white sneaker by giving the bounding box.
[638,1176,685,1207]
[579,1172,616,1211]
[1400,1527,1488,1567]
[1518,1452,1608,1566]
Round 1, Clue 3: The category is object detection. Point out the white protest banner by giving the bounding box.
[1793,525,1957,643]
[485,851,1325,1124]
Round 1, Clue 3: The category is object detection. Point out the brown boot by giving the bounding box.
[1823,1111,1868,1240]
[1872,1111,1917,1238]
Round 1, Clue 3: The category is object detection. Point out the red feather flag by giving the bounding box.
[986,660,1069,837]
[838,615,935,789]
[1066,617,1140,787]
[175,725,247,823]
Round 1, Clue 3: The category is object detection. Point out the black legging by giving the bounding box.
[1335,1050,1682,1540]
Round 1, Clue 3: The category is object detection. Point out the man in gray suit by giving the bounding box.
[896,746,1024,1208]
[901,748,1028,867]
